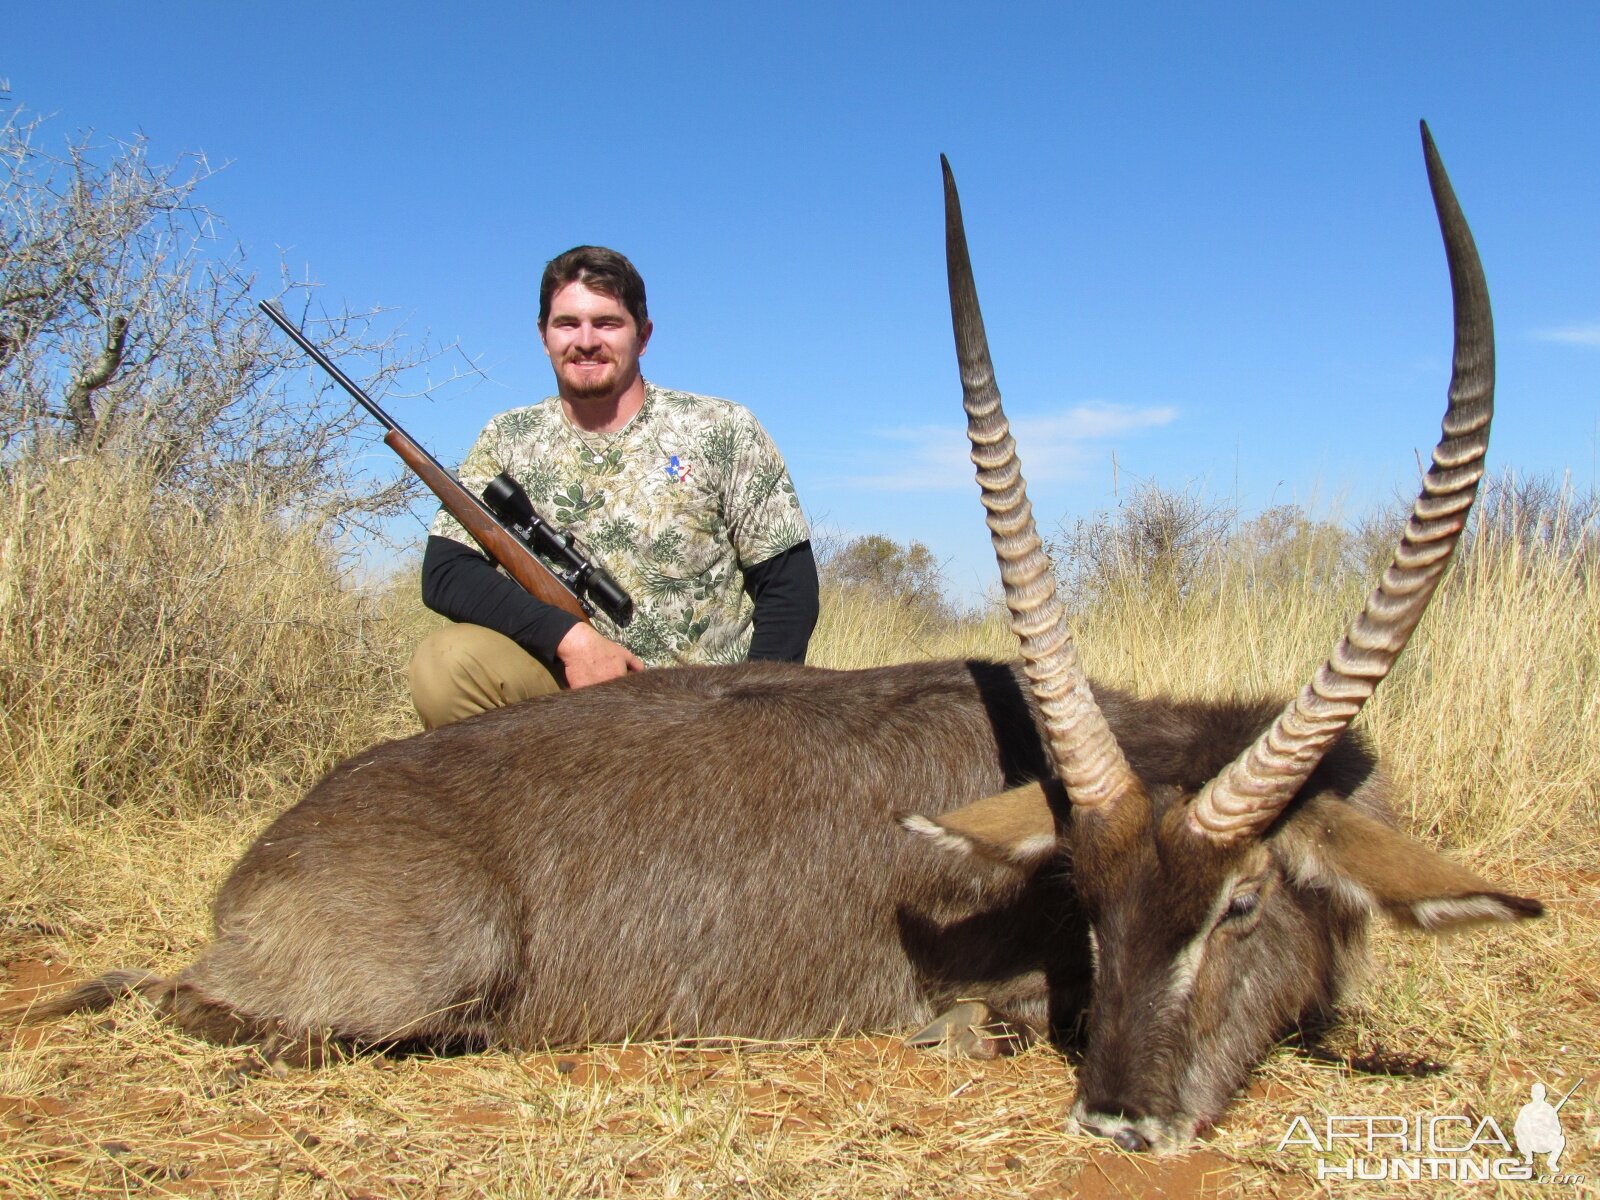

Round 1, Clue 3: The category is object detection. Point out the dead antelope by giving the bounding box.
[20,123,1538,1152]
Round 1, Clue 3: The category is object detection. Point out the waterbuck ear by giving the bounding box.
[898,781,1060,869]
[1280,802,1543,932]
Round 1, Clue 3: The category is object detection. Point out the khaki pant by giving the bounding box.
[408,624,562,730]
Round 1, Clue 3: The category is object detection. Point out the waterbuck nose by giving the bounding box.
[1111,1128,1150,1152]
[1078,1112,1154,1153]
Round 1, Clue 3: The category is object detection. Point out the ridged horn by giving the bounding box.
[1190,122,1495,841]
[942,155,1140,811]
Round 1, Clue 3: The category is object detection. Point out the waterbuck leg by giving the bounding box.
[905,1000,1032,1060]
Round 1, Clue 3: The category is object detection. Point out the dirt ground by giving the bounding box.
[0,958,1296,1198]
[3,864,1596,1199]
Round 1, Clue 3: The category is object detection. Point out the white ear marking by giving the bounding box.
[1411,896,1524,930]
[1283,837,1378,913]
[1324,872,1379,914]
[897,814,974,856]
[1009,833,1058,863]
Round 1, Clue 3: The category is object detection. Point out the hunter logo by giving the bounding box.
[1276,1078,1588,1185]
[664,454,692,483]
[1515,1080,1581,1172]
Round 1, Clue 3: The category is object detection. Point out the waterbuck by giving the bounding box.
[20,124,1539,1151]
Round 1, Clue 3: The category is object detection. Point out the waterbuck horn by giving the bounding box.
[1189,122,1495,841]
[942,155,1140,813]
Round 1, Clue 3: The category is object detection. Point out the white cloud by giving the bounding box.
[1532,323,1600,347]
[834,402,1179,492]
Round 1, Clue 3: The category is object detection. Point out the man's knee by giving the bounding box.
[408,624,561,729]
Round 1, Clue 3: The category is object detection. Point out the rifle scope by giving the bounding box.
[482,473,635,628]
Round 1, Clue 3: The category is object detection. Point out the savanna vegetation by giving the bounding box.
[4,454,1595,1198]
[2,97,1596,1197]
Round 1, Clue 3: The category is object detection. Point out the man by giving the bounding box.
[409,245,818,728]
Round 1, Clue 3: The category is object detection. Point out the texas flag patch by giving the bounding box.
[664,454,693,483]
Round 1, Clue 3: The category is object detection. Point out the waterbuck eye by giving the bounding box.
[1224,891,1260,922]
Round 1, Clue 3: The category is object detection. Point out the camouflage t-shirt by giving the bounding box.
[430,382,809,665]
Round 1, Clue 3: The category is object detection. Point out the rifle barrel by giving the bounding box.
[259,300,470,490]
[257,300,406,433]
[1552,1076,1585,1112]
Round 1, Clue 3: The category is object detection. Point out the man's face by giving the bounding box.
[540,281,652,403]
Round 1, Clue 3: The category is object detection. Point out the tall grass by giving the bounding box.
[0,456,435,944]
[0,457,428,814]
[808,584,1011,669]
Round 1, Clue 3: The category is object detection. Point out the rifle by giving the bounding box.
[1550,1077,1585,1113]
[259,300,632,626]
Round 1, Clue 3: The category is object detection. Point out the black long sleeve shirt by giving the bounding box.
[420,535,818,666]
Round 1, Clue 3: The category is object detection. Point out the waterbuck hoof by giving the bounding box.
[905,1001,1027,1060]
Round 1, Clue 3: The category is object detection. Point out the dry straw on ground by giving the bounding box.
[2,458,1596,1197]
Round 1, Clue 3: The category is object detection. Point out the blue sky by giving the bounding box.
[11,2,1599,600]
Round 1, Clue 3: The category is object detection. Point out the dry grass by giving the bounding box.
[1066,488,1600,866]
[0,457,435,951]
[2,457,1596,1197]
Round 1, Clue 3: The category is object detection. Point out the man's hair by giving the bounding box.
[538,246,649,333]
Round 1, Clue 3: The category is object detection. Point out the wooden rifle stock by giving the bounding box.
[259,299,589,624]
[381,430,589,623]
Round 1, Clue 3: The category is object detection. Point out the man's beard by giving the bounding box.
[559,356,622,400]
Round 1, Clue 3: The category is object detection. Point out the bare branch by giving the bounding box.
[0,97,464,541]
[62,313,127,439]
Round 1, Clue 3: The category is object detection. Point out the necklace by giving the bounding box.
[564,420,624,466]
[560,389,650,466]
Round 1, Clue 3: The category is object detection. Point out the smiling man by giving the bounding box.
[409,245,818,727]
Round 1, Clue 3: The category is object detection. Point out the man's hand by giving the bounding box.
[556,622,645,689]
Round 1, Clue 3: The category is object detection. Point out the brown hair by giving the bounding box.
[538,246,649,333]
